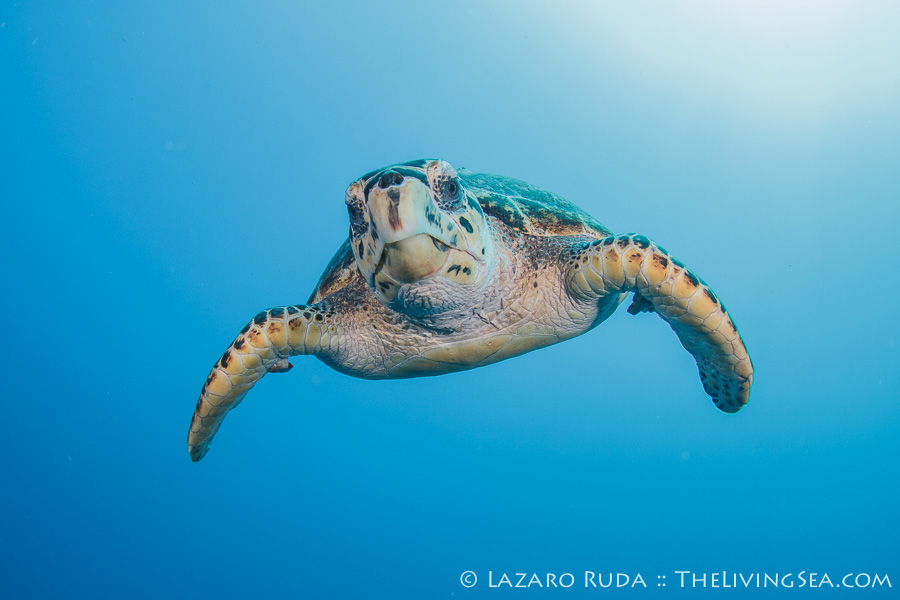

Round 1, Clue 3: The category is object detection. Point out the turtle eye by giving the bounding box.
[346,197,368,237]
[444,180,459,198]
[437,178,464,211]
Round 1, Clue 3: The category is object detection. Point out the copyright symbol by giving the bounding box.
[460,571,477,588]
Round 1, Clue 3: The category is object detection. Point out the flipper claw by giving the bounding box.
[268,358,294,373]
[626,291,655,315]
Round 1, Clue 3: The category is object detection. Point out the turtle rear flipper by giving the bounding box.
[567,234,753,412]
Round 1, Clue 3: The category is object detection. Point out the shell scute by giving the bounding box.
[458,170,612,238]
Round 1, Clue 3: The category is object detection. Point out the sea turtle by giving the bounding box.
[188,159,753,461]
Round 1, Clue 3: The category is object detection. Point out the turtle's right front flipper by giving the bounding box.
[566,234,753,413]
[188,304,339,462]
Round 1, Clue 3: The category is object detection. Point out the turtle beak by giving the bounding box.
[376,233,455,283]
[363,178,465,274]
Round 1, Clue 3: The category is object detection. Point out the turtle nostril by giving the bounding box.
[378,171,404,189]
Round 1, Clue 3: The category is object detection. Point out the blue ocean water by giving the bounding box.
[2,1,898,598]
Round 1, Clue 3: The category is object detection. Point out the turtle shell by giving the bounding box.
[307,167,612,304]
[458,168,612,238]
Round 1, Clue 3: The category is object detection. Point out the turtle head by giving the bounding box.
[346,159,494,315]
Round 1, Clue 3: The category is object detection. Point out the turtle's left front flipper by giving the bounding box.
[566,234,753,412]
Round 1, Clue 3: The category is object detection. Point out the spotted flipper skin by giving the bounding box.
[188,304,338,462]
[566,234,753,412]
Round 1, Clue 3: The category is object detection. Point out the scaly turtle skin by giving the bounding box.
[188,159,753,461]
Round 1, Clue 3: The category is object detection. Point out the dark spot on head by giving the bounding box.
[314,313,324,322]
[602,236,614,246]
[424,204,440,227]
[616,236,631,249]
[287,306,299,315]
[703,288,719,305]
[388,201,402,230]
[240,323,251,334]
[303,311,312,320]
[533,282,538,288]
[219,350,231,369]
[448,264,462,275]
[269,307,284,318]
[357,241,364,256]
[459,216,474,234]
[234,339,244,350]
[671,257,685,269]
[633,235,650,249]
[253,312,268,325]
[481,248,485,255]
[462,267,471,275]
